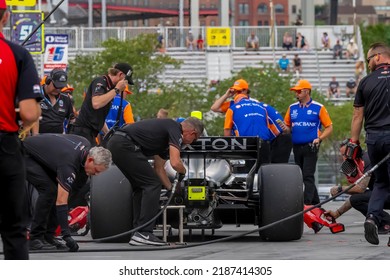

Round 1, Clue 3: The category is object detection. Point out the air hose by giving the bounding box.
[21,152,390,254]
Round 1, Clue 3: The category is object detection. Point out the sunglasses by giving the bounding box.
[366,53,380,63]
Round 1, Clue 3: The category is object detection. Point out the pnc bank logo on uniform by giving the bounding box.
[292,122,317,127]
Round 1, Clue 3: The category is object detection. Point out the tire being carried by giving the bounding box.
[90,165,133,243]
[258,164,303,241]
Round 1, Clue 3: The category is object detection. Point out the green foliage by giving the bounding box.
[360,23,390,55]
[68,34,180,108]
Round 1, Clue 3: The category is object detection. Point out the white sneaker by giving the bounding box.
[129,232,167,246]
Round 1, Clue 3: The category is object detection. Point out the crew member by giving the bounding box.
[350,42,390,245]
[283,79,333,205]
[32,68,73,135]
[325,139,390,234]
[107,117,204,246]
[70,63,133,145]
[210,79,291,163]
[24,134,112,251]
[0,0,42,259]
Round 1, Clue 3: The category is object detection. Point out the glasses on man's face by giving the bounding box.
[366,53,380,64]
[295,89,306,94]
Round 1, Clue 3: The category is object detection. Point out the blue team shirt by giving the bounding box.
[105,95,131,129]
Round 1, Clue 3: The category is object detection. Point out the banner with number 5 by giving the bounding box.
[11,10,44,54]
[43,34,69,74]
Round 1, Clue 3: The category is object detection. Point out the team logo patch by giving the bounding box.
[59,100,63,107]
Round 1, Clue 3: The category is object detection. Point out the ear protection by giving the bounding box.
[45,74,52,85]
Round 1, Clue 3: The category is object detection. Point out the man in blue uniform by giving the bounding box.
[283,79,333,205]
[0,0,42,259]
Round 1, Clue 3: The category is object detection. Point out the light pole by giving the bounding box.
[269,0,275,50]
[353,0,356,42]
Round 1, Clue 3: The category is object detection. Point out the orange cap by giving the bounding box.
[230,79,249,91]
[61,84,74,93]
[124,85,133,95]
[290,79,312,91]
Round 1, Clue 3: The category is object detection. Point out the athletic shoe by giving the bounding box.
[29,239,57,250]
[364,215,379,245]
[378,224,390,235]
[45,236,67,250]
[129,231,167,246]
[63,235,79,252]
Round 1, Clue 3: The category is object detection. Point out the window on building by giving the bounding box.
[264,20,269,26]
[239,20,249,26]
[210,20,216,26]
[210,4,216,8]
[258,20,263,26]
[201,4,206,8]
[292,5,297,14]
[239,3,249,14]
[275,4,284,13]
[279,20,285,26]
[258,3,268,14]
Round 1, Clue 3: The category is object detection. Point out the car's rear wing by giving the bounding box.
[182,136,268,161]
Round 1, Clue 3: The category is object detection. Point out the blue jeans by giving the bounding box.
[366,131,390,225]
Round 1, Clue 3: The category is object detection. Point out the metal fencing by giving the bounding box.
[3,25,359,51]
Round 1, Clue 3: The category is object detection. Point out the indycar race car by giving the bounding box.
[89,136,304,242]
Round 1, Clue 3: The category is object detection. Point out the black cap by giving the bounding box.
[50,68,68,89]
[114,62,134,85]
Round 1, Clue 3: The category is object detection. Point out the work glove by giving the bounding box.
[344,139,362,160]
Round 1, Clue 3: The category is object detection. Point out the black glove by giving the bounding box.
[175,172,185,182]
[344,139,362,160]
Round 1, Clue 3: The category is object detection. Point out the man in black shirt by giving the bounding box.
[107,117,204,246]
[32,68,73,135]
[0,0,42,259]
[24,134,112,251]
[70,63,133,145]
[351,42,390,245]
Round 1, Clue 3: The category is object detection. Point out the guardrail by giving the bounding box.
[3,25,359,51]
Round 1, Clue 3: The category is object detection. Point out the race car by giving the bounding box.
[89,136,304,242]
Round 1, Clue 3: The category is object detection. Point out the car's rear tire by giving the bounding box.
[90,165,133,242]
[258,164,303,241]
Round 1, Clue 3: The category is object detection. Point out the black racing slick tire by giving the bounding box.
[90,165,133,242]
[258,164,304,241]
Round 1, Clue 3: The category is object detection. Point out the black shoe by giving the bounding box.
[29,239,57,250]
[378,224,390,235]
[364,216,379,245]
[45,236,67,250]
[63,235,79,252]
[129,232,167,246]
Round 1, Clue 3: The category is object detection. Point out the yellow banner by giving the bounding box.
[6,0,36,6]
[206,27,231,47]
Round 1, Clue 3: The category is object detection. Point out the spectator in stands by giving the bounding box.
[321,32,331,51]
[346,39,359,60]
[346,77,357,98]
[278,54,290,72]
[157,108,168,119]
[295,32,309,51]
[327,76,340,99]
[282,32,293,51]
[246,32,259,50]
[156,30,165,53]
[197,34,204,51]
[186,30,196,51]
[293,54,302,78]
[294,15,303,26]
[333,39,343,60]
[355,59,365,82]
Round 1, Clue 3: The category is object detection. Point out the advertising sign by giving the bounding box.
[43,34,69,74]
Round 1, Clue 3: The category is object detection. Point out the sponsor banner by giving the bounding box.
[10,10,44,54]
[6,0,36,6]
[206,27,231,47]
[43,34,69,74]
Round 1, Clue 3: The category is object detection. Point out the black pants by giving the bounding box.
[350,190,390,226]
[293,143,320,205]
[69,126,97,147]
[25,155,58,241]
[107,134,161,233]
[271,134,293,163]
[0,133,29,259]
